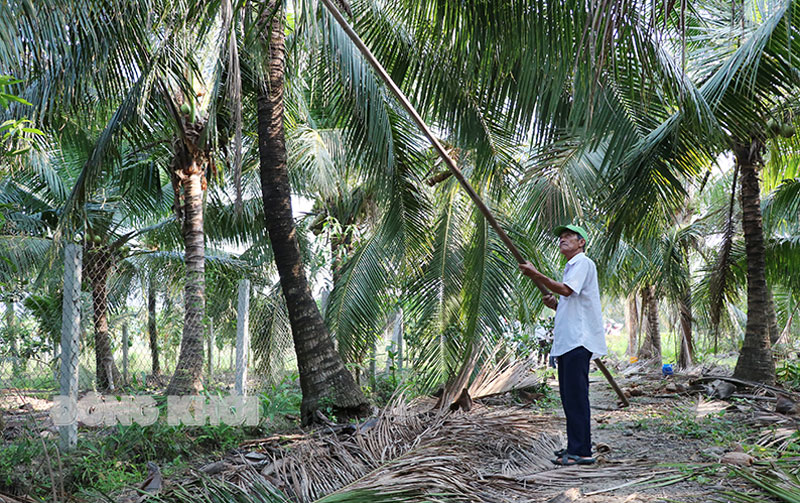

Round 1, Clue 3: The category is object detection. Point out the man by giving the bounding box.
[519,224,606,466]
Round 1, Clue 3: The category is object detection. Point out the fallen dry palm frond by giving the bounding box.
[155,471,426,503]
[753,425,800,451]
[501,463,666,489]
[468,352,543,400]
[333,409,564,502]
[209,399,566,502]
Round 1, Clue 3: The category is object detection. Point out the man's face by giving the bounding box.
[558,231,585,256]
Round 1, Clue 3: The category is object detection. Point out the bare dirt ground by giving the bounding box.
[529,370,795,503]
[533,376,722,502]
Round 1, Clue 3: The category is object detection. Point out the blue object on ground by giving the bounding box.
[662,363,674,377]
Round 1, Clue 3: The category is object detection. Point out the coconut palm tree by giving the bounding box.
[253,1,370,423]
[291,0,711,398]
[618,0,800,383]
[0,0,266,393]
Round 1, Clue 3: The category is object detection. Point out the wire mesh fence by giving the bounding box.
[0,222,410,438]
[0,243,307,402]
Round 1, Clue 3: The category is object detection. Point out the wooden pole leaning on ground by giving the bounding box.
[319,0,629,408]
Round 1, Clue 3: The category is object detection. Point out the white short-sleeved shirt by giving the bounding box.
[550,252,607,357]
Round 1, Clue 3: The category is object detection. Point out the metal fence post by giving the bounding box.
[60,244,82,451]
[121,323,129,385]
[235,279,250,396]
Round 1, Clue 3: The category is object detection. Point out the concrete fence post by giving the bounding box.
[235,279,250,396]
[121,323,129,385]
[59,244,82,451]
[53,337,59,384]
[393,308,404,371]
[207,316,215,381]
[6,301,21,378]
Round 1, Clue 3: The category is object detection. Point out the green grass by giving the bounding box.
[621,405,756,447]
[776,359,800,391]
[0,418,260,498]
[0,382,305,500]
[0,373,58,390]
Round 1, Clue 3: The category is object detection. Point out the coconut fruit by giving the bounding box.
[93,235,102,244]
[781,124,796,138]
[180,103,191,115]
[767,118,780,135]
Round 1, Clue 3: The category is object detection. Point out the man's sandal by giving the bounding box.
[551,453,596,466]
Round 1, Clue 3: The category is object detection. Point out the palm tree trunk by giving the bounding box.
[637,285,661,364]
[256,2,368,425]
[86,247,121,390]
[678,297,693,368]
[166,146,207,395]
[767,289,780,345]
[732,151,776,384]
[625,292,639,358]
[148,277,160,376]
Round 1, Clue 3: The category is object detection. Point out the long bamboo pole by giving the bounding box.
[319,0,629,408]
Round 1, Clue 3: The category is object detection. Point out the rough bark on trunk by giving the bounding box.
[677,244,694,368]
[256,3,368,425]
[678,297,693,368]
[637,286,661,364]
[625,292,639,358]
[166,118,209,395]
[766,289,780,345]
[85,246,121,390]
[732,148,776,384]
[148,277,160,376]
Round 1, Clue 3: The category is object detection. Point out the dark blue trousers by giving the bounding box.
[557,346,592,457]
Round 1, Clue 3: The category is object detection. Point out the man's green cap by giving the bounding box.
[553,224,588,241]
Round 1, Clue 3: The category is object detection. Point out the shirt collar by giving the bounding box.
[567,252,585,265]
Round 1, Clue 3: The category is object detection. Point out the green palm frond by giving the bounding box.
[704,167,741,333]
[519,136,604,232]
[0,235,52,281]
[286,125,343,199]
[460,210,516,372]
[204,194,267,247]
[0,0,160,118]
[405,183,466,391]
[13,146,70,204]
[726,466,800,503]
[325,231,392,364]
[306,0,397,180]
[251,283,294,383]
[125,249,249,280]
[766,233,800,295]
[764,178,800,231]
[22,291,62,342]
[319,113,434,368]
[695,237,746,336]
[117,155,171,218]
